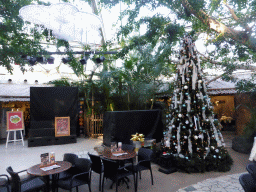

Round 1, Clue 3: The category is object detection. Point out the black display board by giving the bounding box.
[103,109,164,146]
[28,87,78,147]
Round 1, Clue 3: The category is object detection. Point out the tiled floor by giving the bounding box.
[0,132,250,191]
[178,173,245,192]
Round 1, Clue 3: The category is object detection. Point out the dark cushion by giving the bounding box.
[21,177,45,192]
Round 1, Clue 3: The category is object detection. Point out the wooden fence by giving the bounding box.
[86,114,103,138]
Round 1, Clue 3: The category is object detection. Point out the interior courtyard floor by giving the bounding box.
[0,131,250,192]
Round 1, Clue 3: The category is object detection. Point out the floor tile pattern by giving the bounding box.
[178,172,245,192]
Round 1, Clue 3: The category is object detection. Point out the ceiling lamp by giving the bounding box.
[62,57,71,64]
[29,57,37,65]
[36,57,47,64]
[80,56,88,65]
[47,57,55,64]
[95,56,105,64]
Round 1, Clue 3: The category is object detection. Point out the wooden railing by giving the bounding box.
[86,114,103,138]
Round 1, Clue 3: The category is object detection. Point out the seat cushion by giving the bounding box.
[21,177,45,192]
[20,174,37,183]
[58,171,73,180]
[57,178,88,190]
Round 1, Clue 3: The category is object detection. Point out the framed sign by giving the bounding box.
[55,117,70,137]
[6,111,24,131]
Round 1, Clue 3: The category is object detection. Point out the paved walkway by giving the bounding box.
[178,173,245,192]
[0,131,250,192]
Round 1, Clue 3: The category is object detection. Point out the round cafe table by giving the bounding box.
[27,161,72,192]
[101,149,136,161]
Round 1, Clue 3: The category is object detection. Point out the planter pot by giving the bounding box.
[133,141,143,153]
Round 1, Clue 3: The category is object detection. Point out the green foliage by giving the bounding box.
[0,0,49,73]
[241,95,256,141]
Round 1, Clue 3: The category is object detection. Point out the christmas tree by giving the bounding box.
[164,35,233,173]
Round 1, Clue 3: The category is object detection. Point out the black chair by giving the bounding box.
[247,163,256,181]
[239,173,256,192]
[6,166,46,192]
[56,158,92,192]
[101,158,136,192]
[122,144,135,151]
[121,144,136,169]
[129,147,154,191]
[88,153,104,191]
[0,174,10,192]
[58,153,79,180]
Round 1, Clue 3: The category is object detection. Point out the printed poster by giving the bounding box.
[6,111,24,131]
[55,117,70,137]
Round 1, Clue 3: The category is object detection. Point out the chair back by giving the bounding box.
[247,163,256,180]
[122,144,135,151]
[6,166,20,192]
[101,158,119,179]
[138,148,153,168]
[74,158,91,182]
[63,153,78,165]
[138,148,153,161]
[239,173,256,192]
[88,153,103,174]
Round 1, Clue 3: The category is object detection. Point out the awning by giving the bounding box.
[0,97,30,102]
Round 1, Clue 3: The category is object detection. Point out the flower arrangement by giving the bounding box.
[131,133,145,142]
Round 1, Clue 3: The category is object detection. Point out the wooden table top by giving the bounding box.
[102,150,136,161]
[27,161,72,176]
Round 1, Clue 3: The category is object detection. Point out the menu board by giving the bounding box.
[40,153,49,166]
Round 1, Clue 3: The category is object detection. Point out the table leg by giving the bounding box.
[43,175,50,192]
[51,174,58,192]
